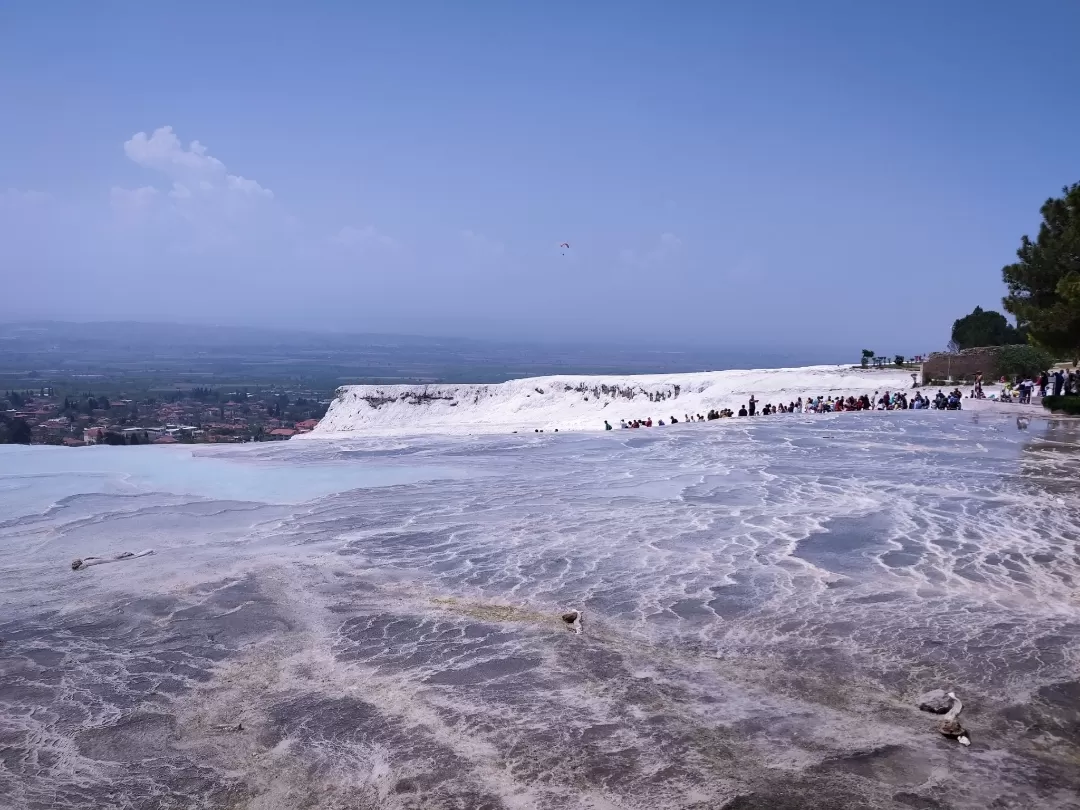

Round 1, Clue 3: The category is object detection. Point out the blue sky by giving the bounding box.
[1,1,1078,355]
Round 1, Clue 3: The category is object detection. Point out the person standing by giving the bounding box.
[748,395,758,416]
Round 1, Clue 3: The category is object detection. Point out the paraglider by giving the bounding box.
[559,242,570,256]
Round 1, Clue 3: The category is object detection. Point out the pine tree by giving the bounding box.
[1003,182,1080,359]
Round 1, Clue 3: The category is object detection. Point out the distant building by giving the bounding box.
[165,424,199,437]
[119,427,164,443]
[295,419,319,432]
[84,427,105,444]
[267,428,296,439]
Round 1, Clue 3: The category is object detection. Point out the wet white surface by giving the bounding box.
[2,411,1078,809]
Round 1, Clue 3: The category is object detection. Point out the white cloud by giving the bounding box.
[122,125,273,198]
[460,229,504,257]
[111,126,279,252]
[124,127,225,176]
[226,174,272,197]
[333,225,397,250]
[110,185,158,208]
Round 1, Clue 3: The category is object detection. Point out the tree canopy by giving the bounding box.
[950,306,1024,350]
[998,345,1055,379]
[0,415,32,444]
[1002,182,1080,359]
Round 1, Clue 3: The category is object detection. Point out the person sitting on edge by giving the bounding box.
[738,404,748,416]
[604,420,613,431]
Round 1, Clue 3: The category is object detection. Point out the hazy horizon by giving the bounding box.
[3,3,1078,351]
[0,318,873,372]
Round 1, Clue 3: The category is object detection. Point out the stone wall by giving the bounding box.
[921,347,1002,384]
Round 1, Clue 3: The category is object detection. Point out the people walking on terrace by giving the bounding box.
[599,379,1037,431]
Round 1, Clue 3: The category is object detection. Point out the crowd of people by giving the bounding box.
[983,369,1077,404]
[1048,368,1078,396]
[602,389,974,430]
[593,369,1078,432]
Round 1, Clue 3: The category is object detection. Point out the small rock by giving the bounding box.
[561,609,583,634]
[939,719,963,736]
[939,719,969,745]
[918,689,952,714]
